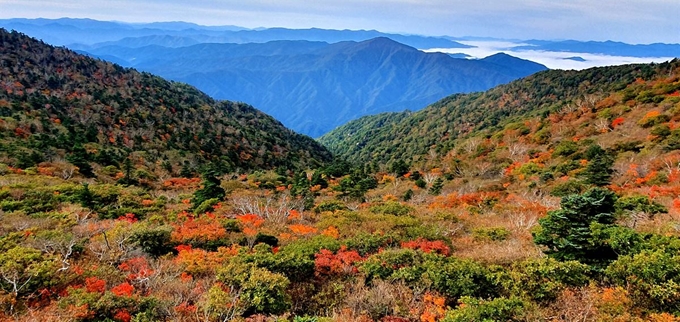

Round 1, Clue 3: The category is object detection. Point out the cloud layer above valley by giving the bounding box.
[424,41,677,70]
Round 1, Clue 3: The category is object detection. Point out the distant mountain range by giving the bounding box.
[79,37,547,136]
[0,18,469,50]
[4,18,676,136]
[515,40,680,58]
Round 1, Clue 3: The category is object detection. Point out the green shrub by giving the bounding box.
[550,180,585,197]
[615,195,667,217]
[360,248,420,281]
[651,124,672,139]
[516,162,542,176]
[345,232,398,256]
[193,197,219,214]
[442,296,530,322]
[131,226,174,257]
[369,201,414,216]
[606,250,680,312]
[499,258,590,302]
[216,261,290,315]
[314,200,347,213]
[552,141,579,157]
[421,256,497,300]
[473,227,511,242]
[552,160,581,176]
[638,113,670,128]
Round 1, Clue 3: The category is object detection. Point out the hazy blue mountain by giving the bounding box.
[0,18,469,49]
[83,37,546,137]
[515,40,680,57]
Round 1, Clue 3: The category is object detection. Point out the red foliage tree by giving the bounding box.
[401,238,451,256]
[314,246,363,276]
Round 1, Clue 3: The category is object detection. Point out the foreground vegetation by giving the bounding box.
[2,156,680,321]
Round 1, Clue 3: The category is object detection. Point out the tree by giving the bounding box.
[390,159,410,177]
[429,178,444,195]
[117,156,138,186]
[532,188,618,266]
[191,168,225,212]
[67,144,94,177]
[582,145,614,186]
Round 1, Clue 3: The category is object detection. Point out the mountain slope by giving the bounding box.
[83,37,547,137]
[320,60,680,165]
[0,29,332,178]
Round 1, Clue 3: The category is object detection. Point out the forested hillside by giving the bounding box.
[0,29,332,179]
[320,62,676,165]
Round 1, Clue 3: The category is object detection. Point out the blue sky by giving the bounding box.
[0,0,678,44]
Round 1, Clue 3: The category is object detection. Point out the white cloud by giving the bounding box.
[424,40,676,70]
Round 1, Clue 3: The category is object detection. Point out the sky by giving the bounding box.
[0,0,678,44]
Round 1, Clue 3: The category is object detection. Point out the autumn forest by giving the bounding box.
[2,28,680,322]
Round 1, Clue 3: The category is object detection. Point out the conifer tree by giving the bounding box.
[191,167,225,212]
[533,188,618,266]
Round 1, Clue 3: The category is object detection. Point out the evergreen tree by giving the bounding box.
[191,168,226,212]
[532,188,618,266]
[582,145,614,186]
[67,144,94,177]
[429,177,444,195]
[117,157,138,186]
[310,171,328,189]
[390,159,410,177]
[403,189,414,201]
[77,183,96,210]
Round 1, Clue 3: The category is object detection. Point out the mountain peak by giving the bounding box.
[359,36,417,50]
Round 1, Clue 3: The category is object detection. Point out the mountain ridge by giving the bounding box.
[81,37,547,136]
[0,28,332,178]
[319,60,680,164]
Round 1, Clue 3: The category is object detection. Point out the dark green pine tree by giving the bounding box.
[117,157,138,186]
[390,159,410,177]
[532,187,618,266]
[191,168,226,212]
[582,145,614,186]
[429,177,444,195]
[67,144,94,177]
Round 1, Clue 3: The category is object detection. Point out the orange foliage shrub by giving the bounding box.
[419,292,447,322]
[171,212,227,244]
[401,238,450,256]
[289,224,318,236]
[162,177,201,188]
[111,282,134,297]
[314,246,363,276]
[118,257,154,281]
[174,244,238,275]
[321,226,340,239]
[611,117,625,128]
[85,277,106,293]
[236,214,265,230]
[117,213,138,223]
[287,209,301,221]
[113,309,132,322]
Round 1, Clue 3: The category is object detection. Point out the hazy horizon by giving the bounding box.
[0,0,678,44]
